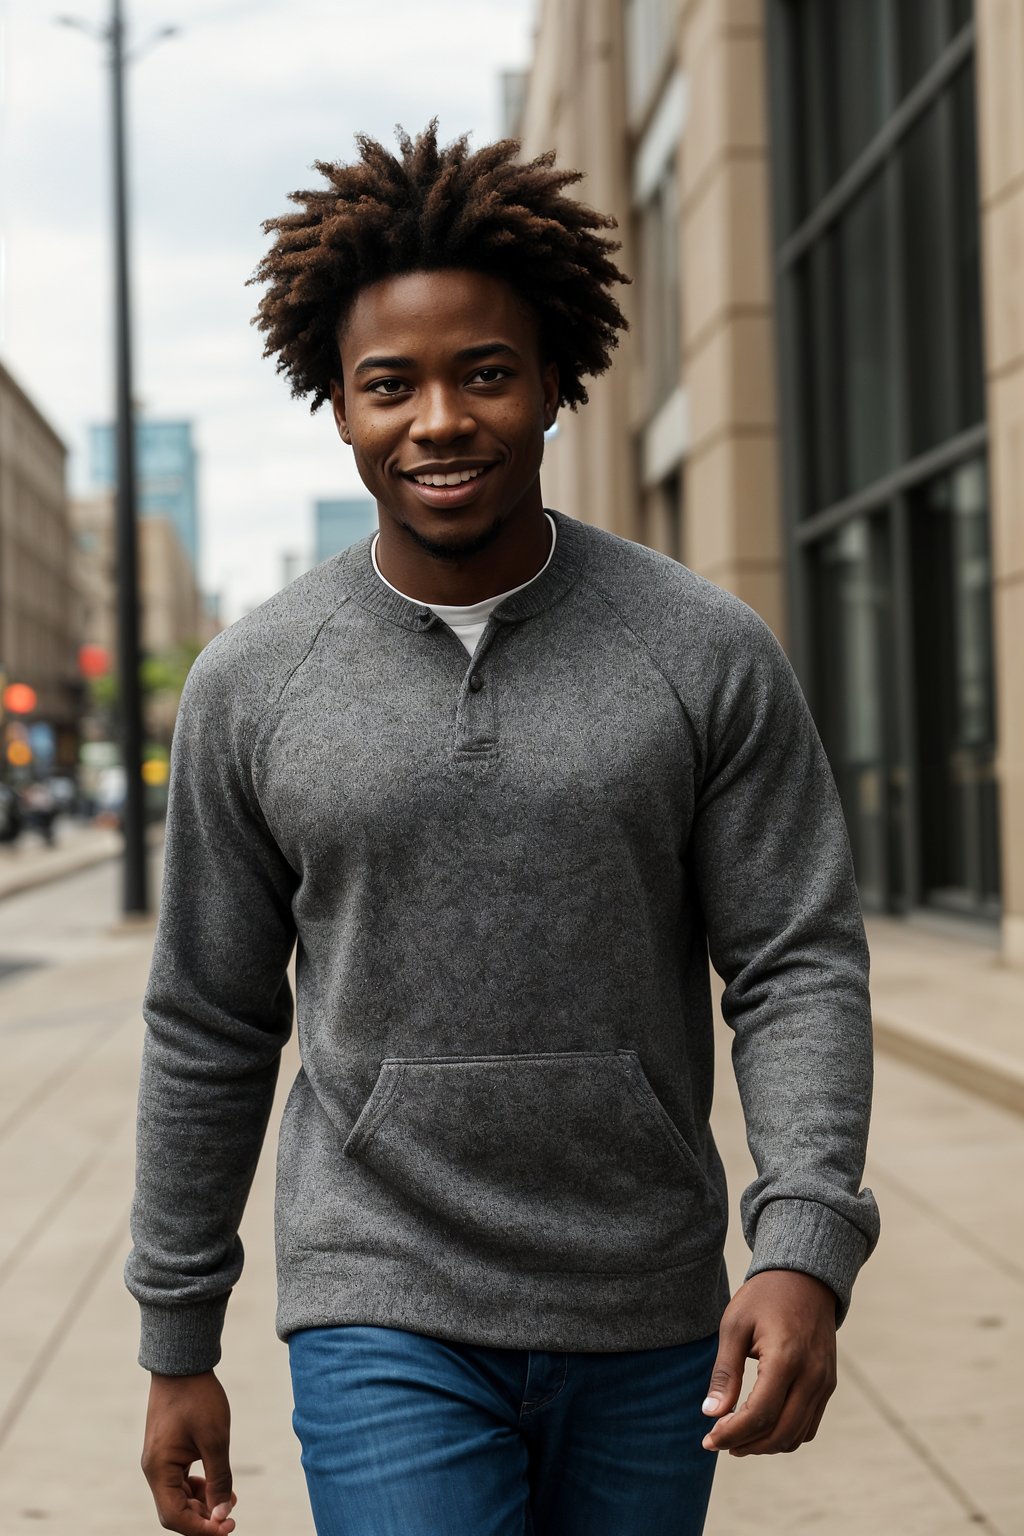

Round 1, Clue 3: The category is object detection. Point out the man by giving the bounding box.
[127,121,879,1536]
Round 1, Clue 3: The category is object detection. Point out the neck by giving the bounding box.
[374,488,551,606]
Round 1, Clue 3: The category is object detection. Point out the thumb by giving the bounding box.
[702,1324,748,1417]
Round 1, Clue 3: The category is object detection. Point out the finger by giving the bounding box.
[150,1481,237,1536]
[703,1353,796,1452]
[729,1393,817,1456]
[802,1391,831,1444]
[198,1439,235,1523]
[702,1320,750,1419]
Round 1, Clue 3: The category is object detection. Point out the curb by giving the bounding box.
[0,826,164,906]
[873,1012,1024,1117]
[0,841,122,904]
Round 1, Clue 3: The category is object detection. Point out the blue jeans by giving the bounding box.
[288,1323,719,1536]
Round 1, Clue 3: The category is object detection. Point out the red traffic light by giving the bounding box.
[3,683,37,714]
[78,644,112,679]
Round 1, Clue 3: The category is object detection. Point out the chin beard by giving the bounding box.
[401,512,505,563]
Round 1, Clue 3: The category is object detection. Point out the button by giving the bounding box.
[469,673,484,692]
[416,607,432,624]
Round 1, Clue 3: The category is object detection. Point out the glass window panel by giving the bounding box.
[792,236,843,515]
[901,68,985,456]
[909,457,1000,913]
[636,156,681,416]
[785,0,889,223]
[951,62,985,431]
[834,0,889,175]
[896,0,954,98]
[901,96,954,454]
[837,175,894,496]
[952,0,972,32]
[811,514,896,910]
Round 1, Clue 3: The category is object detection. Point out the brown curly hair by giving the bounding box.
[248,119,631,414]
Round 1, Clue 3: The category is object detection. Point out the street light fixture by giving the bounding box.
[56,2,178,918]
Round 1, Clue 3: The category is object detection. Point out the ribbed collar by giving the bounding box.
[339,508,588,633]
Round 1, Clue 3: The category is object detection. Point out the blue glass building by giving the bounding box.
[89,421,199,571]
[314,498,378,564]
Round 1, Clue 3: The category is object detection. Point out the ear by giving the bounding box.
[541,360,560,431]
[329,377,352,445]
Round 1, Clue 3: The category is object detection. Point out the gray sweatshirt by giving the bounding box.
[125,509,880,1375]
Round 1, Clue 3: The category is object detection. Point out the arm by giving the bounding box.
[125,642,298,1528]
[689,603,879,1455]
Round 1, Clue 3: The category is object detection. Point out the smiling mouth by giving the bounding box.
[406,466,491,487]
[402,462,498,506]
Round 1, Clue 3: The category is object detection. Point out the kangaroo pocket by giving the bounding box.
[342,1048,714,1274]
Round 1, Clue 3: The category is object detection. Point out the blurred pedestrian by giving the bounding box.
[20,779,58,846]
[126,120,880,1536]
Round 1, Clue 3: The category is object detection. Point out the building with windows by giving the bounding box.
[314,497,378,564]
[89,420,200,573]
[0,360,80,770]
[513,0,1024,964]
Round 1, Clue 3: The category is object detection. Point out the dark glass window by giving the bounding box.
[793,234,843,514]
[811,515,899,910]
[787,0,889,226]
[636,156,681,416]
[910,458,1000,913]
[770,0,997,922]
[901,66,985,456]
[837,175,894,497]
[897,0,955,97]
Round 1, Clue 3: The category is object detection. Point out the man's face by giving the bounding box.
[330,268,559,560]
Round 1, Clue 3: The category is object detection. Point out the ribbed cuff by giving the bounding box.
[746,1197,869,1325]
[138,1294,230,1375]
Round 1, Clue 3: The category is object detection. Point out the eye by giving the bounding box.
[471,367,511,384]
[367,378,409,396]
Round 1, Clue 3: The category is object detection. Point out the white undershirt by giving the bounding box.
[371,513,557,656]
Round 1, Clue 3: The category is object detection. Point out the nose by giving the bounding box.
[408,383,478,446]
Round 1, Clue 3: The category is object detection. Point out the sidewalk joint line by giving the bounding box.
[0,1140,108,1290]
[0,1205,129,1453]
[840,1349,1007,1535]
[0,1016,124,1147]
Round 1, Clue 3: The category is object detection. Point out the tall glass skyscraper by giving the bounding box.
[89,421,199,572]
[314,498,378,564]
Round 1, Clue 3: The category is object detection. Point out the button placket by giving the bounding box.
[455,655,497,756]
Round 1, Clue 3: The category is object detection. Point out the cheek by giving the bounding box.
[349,412,400,469]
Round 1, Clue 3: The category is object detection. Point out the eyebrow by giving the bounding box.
[353,342,521,376]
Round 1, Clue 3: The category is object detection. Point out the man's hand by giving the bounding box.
[701,1269,838,1456]
[141,1370,238,1534]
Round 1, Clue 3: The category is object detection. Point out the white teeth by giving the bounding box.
[412,467,484,486]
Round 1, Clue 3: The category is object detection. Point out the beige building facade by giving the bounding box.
[72,493,215,739]
[515,0,1024,966]
[0,360,80,769]
[976,0,1024,964]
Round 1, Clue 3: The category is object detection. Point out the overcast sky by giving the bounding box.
[0,0,538,621]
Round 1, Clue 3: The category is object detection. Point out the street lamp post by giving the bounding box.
[57,4,178,918]
[109,0,147,916]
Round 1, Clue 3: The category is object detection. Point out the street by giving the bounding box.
[0,855,1019,1535]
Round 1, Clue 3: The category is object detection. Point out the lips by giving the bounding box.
[402,461,498,509]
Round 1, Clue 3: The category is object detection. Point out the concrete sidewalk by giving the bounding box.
[0,856,1020,1534]
[867,914,1024,1115]
[0,820,123,903]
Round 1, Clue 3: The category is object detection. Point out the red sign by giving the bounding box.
[3,683,37,714]
[78,644,111,679]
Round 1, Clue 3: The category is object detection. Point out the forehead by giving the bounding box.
[338,269,539,361]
